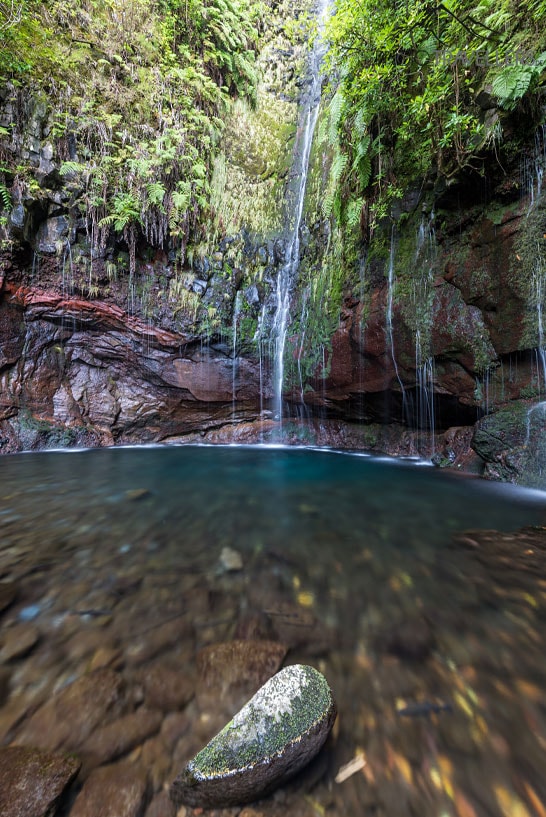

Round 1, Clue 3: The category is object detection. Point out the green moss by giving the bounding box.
[188,665,334,779]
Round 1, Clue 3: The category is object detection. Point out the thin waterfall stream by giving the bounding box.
[386,228,407,420]
[271,0,329,426]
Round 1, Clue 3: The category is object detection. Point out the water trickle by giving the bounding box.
[31,250,40,284]
[385,228,407,420]
[531,249,546,394]
[525,248,546,447]
[271,0,330,428]
[231,290,242,420]
[61,239,74,297]
[415,331,435,454]
[411,213,437,449]
[521,124,546,211]
[253,304,269,438]
[296,286,310,404]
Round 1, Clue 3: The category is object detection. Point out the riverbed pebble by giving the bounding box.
[0,745,80,817]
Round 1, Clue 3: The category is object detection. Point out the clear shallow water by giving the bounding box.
[1,445,546,816]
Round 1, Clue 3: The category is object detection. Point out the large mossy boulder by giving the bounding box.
[472,400,546,488]
[170,664,336,809]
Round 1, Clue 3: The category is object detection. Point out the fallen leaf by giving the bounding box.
[335,752,367,783]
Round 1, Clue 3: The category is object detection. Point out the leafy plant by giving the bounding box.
[325,0,546,228]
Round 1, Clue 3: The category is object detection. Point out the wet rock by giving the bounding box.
[262,601,323,650]
[256,246,268,265]
[35,215,69,254]
[0,582,17,614]
[0,624,39,662]
[160,712,192,750]
[17,668,123,751]
[219,546,243,572]
[125,616,192,666]
[9,205,25,235]
[0,668,11,707]
[144,791,176,817]
[379,614,436,661]
[124,488,151,501]
[0,745,80,817]
[138,662,195,712]
[171,664,336,809]
[82,709,163,768]
[70,762,148,817]
[196,639,287,700]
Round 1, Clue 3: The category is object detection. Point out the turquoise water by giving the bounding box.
[1,445,546,816]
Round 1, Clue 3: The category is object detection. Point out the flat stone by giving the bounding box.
[144,791,176,817]
[17,668,123,751]
[219,546,243,572]
[138,661,195,712]
[196,639,287,696]
[379,614,436,661]
[82,708,163,768]
[0,745,80,817]
[70,763,148,817]
[171,664,337,809]
[0,624,39,662]
[0,582,17,613]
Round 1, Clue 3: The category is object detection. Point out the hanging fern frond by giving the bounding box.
[345,196,364,229]
[352,133,371,189]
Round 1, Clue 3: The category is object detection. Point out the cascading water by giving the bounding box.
[385,228,407,420]
[531,249,546,394]
[521,125,546,212]
[522,129,546,460]
[271,0,330,427]
[411,213,436,451]
[231,290,242,420]
[415,330,435,453]
[525,248,546,446]
[296,285,310,405]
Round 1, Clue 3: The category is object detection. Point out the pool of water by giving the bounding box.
[1,445,546,816]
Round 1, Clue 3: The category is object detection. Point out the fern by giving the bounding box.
[331,151,348,186]
[0,182,11,211]
[59,161,87,177]
[352,134,371,189]
[323,150,348,218]
[345,197,363,229]
[99,192,140,232]
[492,65,534,109]
[327,89,344,147]
[146,181,166,208]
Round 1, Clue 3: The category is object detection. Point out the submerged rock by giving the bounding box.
[0,745,80,817]
[171,664,336,809]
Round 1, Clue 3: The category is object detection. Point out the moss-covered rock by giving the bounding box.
[170,663,336,808]
[471,399,546,487]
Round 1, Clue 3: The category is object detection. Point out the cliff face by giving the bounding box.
[1,4,546,487]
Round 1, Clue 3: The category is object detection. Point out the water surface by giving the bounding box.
[1,445,546,816]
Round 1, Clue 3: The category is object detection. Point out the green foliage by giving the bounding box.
[325,0,546,228]
[491,52,546,109]
[99,193,140,232]
[0,180,11,210]
[0,0,264,264]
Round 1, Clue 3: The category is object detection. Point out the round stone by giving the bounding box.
[170,664,336,809]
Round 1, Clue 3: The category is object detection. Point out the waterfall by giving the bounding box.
[412,213,436,450]
[531,251,546,394]
[521,125,546,211]
[415,330,435,454]
[271,0,330,426]
[231,290,242,420]
[296,285,310,404]
[385,228,407,419]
